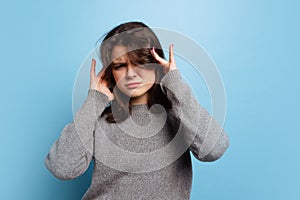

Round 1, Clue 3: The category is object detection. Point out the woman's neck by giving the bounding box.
[130,93,149,105]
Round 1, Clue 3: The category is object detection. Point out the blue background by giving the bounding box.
[1,0,299,199]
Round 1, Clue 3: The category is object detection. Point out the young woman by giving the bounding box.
[45,21,229,200]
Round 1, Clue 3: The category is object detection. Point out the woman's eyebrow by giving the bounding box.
[112,61,126,65]
[112,56,126,63]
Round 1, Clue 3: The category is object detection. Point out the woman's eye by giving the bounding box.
[113,63,126,69]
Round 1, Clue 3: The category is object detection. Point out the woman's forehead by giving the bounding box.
[111,45,128,62]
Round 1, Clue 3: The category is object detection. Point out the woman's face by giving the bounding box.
[111,45,156,105]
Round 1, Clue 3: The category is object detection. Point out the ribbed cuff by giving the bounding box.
[160,69,182,94]
[88,89,110,103]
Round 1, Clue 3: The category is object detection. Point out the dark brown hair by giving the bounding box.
[99,21,171,123]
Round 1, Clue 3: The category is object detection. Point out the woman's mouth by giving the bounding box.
[126,82,141,89]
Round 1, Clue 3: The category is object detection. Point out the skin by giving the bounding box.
[89,44,177,105]
[110,45,156,105]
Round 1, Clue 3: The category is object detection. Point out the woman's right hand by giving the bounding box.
[90,59,114,101]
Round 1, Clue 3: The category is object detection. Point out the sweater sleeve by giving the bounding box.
[44,89,110,180]
[160,70,230,162]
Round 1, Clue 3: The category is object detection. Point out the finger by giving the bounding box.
[97,66,106,79]
[151,47,168,66]
[90,59,96,78]
[169,44,175,64]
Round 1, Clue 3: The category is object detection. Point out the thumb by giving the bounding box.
[151,47,169,67]
[90,59,96,79]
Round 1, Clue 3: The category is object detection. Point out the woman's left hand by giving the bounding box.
[151,44,177,74]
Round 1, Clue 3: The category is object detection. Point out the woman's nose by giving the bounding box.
[126,65,137,78]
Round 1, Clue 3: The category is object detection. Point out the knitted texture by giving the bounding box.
[45,69,230,200]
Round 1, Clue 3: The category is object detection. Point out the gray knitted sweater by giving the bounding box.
[45,69,229,200]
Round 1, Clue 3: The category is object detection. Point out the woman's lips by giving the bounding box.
[126,82,141,89]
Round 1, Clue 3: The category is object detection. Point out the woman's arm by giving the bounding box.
[160,69,230,162]
[44,89,110,180]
